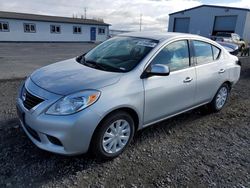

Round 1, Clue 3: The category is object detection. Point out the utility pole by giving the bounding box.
[84,7,87,19]
[139,14,142,31]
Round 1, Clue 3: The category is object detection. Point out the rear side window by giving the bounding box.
[151,40,190,71]
[193,40,213,65]
[212,46,221,60]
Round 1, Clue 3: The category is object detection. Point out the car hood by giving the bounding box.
[30,58,122,95]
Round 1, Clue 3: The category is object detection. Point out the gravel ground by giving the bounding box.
[0,57,250,187]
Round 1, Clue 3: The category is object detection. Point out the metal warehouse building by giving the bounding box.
[168,5,250,41]
[0,11,110,42]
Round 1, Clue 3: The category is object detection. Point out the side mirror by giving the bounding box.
[141,64,170,79]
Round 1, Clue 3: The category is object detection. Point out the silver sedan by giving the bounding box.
[16,32,241,159]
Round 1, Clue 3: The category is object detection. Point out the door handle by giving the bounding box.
[183,77,193,83]
[218,69,225,74]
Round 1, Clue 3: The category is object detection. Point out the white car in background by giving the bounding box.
[211,32,245,49]
[217,41,239,56]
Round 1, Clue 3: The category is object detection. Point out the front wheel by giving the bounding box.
[208,83,230,112]
[91,111,135,160]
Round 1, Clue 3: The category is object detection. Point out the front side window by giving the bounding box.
[24,23,36,33]
[73,26,81,34]
[51,25,61,34]
[80,36,158,72]
[151,40,190,71]
[0,22,9,32]
[98,27,105,35]
[193,40,213,65]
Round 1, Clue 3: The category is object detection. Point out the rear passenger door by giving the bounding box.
[192,40,227,105]
[143,40,196,124]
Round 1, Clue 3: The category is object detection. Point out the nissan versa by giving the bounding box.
[16,32,241,159]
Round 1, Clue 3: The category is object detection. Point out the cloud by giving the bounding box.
[214,0,250,9]
[0,0,248,31]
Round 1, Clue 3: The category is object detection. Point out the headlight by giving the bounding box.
[46,90,100,115]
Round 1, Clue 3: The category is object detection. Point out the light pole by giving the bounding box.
[140,14,142,31]
[84,7,87,19]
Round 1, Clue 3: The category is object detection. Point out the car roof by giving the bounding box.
[119,31,205,42]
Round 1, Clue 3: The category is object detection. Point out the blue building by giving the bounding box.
[168,5,250,41]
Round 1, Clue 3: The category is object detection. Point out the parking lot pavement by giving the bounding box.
[0,43,97,80]
[0,54,249,187]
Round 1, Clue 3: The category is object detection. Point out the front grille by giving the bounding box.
[23,89,44,110]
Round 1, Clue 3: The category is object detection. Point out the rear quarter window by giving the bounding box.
[212,46,221,60]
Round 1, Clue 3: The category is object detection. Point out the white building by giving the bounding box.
[0,11,110,42]
[168,5,250,41]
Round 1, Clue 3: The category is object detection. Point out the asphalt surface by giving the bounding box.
[0,45,249,187]
[0,43,96,80]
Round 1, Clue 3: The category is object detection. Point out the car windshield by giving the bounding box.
[79,36,158,72]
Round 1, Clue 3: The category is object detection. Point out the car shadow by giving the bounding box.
[133,106,210,142]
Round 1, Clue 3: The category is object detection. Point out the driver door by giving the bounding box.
[143,40,196,125]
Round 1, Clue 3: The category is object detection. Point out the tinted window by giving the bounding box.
[212,46,221,60]
[151,40,190,71]
[193,41,213,65]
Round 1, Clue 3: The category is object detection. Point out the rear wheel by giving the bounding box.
[208,83,230,112]
[91,111,135,160]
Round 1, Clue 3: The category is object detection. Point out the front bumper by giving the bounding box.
[16,78,102,155]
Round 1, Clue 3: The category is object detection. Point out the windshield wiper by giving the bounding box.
[81,57,126,73]
[101,64,127,73]
[86,60,108,71]
[82,59,107,71]
[87,60,126,72]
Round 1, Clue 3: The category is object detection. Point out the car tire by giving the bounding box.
[208,83,230,112]
[90,111,135,160]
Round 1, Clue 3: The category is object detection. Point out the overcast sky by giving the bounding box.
[0,0,249,31]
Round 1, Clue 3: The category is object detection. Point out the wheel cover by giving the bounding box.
[216,86,228,109]
[102,119,131,154]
